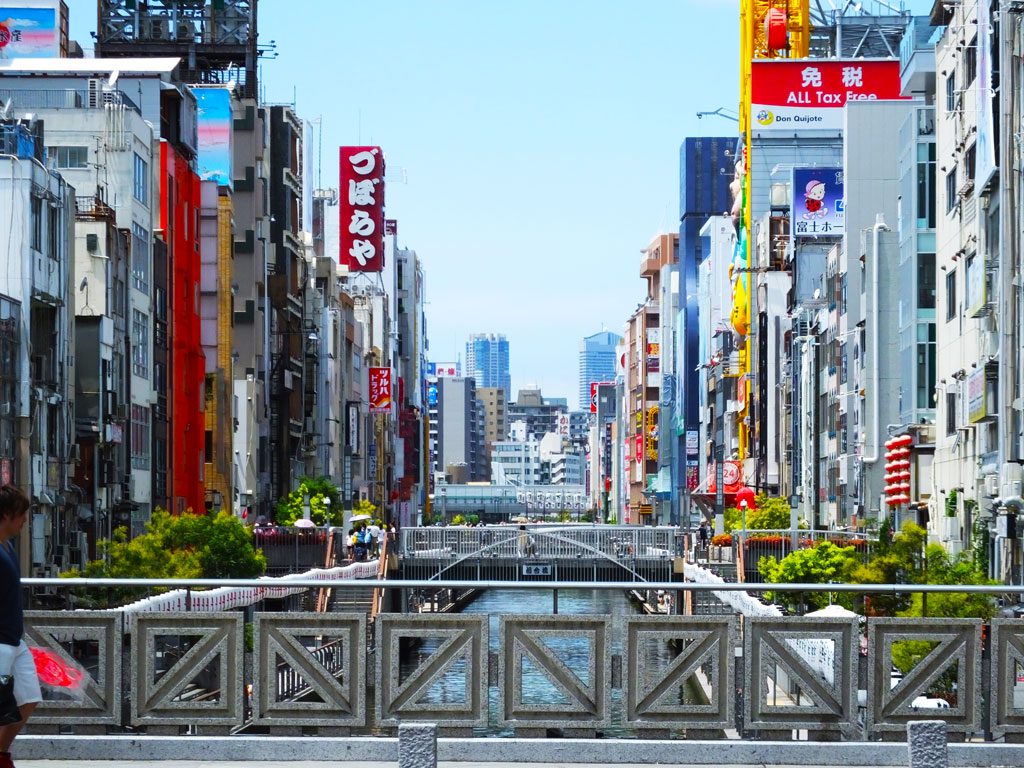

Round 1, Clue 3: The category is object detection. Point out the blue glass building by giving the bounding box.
[465,333,511,397]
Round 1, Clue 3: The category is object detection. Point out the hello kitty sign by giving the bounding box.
[791,167,844,238]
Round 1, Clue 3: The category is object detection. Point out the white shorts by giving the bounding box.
[8,641,42,706]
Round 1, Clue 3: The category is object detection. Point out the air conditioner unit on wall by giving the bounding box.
[985,474,999,497]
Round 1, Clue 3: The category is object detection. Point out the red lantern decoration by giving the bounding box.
[764,7,788,50]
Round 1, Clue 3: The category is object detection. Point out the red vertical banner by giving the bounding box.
[634,435,643,464]
[339,146,385,272]
[369,367,393,413]
[590,382,599,413]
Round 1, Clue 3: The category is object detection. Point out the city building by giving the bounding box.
[624,233,676,524]
[506,387,568,443]
[431,377,486,484]
[0,119,76,575]
[577,331,620,412]
[676,136,735,527]
[465,333,510,397]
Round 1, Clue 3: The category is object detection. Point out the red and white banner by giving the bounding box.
[339,146,385,272]
[590,382,599,413]
[751,59,904,133]
[369,367,392,413]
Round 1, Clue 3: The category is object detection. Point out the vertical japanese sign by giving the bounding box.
[590,381,599,413]
[791,167,844,238]
[975,0,996,193]
[339,146,385,272]
[646,329,661,373]
[368,367,392,413]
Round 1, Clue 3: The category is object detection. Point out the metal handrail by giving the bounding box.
[25,577,1023,594]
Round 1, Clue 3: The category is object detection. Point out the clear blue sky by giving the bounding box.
[65,0,933,408]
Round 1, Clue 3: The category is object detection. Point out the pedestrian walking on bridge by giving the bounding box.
[0,484,42,768]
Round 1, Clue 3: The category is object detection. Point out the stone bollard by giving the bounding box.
[907,720,948,768]
[399,723,438,768]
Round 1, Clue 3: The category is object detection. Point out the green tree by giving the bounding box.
[275,476,344,525]
[63,509,266,604]
[850,521,928,616]
[759,541,861,612]
[724,494,801,533]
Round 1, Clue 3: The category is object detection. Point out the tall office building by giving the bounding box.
[465,333,511,396]
[578,331,622,411]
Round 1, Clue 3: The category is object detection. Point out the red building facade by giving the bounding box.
[159,141,206,514]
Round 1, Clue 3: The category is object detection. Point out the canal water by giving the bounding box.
[400,587,688,736]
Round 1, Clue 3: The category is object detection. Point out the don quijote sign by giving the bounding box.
[751,59,904,134]
[340,146,385,272]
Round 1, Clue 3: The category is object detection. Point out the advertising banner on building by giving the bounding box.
[967,368,987,424]
[0,4,61,58]
[791,167,844,237]
[428,362,459,377]
[975,0,997,194]
[346,402,360,455]
[634,435,643,465]
[339,146,385,272]
[751,59,903,134]
[369,367,392,413]
[646,328,660,373]
[194,87,234,188]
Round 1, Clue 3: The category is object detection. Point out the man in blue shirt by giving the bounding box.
[0,485,41,768]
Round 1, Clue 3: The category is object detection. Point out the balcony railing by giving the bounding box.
[0,87,141,114]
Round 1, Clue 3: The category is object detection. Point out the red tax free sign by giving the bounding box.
[340,146,385,272]
[751,59,904,133]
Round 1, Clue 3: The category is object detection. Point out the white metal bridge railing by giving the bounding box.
[399,524,679,560]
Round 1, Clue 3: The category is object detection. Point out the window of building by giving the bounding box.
[946,268,957,322]
[946,391,957,435]
[965,35,978,86]
[918,253,936,309]
[132,309,149,378]
[133,153,149,205]
[131,404,151,469]
[917,142,936,228]
[945,168,957,213]
[945,73,956,112]
[30,196,42,251]
[131,223,149,294]
[48,146,88,169]
[916,323,936,410]
[964,143,976,181]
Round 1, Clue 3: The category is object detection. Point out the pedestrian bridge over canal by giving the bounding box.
[396,525,680,583]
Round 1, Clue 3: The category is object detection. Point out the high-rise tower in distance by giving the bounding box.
[465,333,511,397]
[578,331,622,411]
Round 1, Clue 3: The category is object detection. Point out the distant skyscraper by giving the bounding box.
[578,331,622,411]
[465,333,511,396]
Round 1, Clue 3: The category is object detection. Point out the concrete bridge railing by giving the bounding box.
[16,578,1024,754]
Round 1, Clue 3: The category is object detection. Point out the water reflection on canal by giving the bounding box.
[399,588,677,736]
